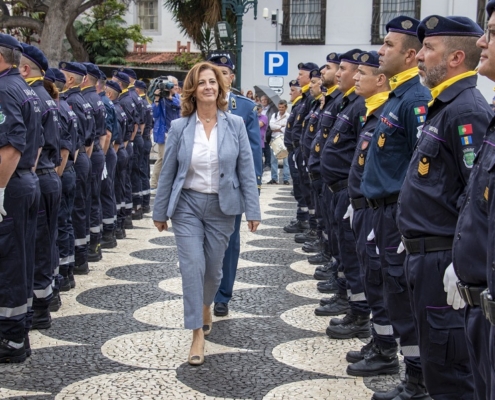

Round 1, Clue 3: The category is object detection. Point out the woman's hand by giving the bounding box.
[154,220,168,232]
[247,220,260,232]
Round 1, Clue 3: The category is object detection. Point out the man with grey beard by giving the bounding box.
[396,15,492,399]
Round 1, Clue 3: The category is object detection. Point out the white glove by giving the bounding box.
[0,188,5,223]
[343,203,354,227]
[367,229,375,241]
[101,163,108,180]
[397,242,405,254]
[443,263,465,310]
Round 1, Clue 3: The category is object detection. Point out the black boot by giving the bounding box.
[48,289,62,312]
[68,265,76,289]
[25,330,31,358]
[124,214,133,229]
[326,311,370,339]
[308,251,332,265]
[316,276,339,293]
[142,204,151,213]
[392,374,430,400]
[347,343,399,377]
[73,261,89,275]
[283,220,309,233]
[87,240,102,263]
[302,238,321,253]
[0,338,26,364]
[101,230,117,249]
[31,309,52,330]
[115,219,125,239]
[59,265,71,292]
[314,294,349,316]
[132,207,143,220]
[294,228,318,244]
[346,339,374,363]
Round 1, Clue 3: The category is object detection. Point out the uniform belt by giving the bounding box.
[14,168,32,177]
[456,282,486,307]
[79,145,86,153]
[367,193,399,209]
[309,172,321,181]
[64,165,75,173]
[480,289,495,325]
[35,168,55,176]
[401,236,454,254]
[328,179,348,193]
[350,197,368,211]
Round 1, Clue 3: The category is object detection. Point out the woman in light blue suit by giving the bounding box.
[153,62,261,366]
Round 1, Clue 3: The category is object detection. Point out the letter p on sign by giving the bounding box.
[264,51,289,76]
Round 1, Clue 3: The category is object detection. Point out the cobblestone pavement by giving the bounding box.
[0,175,404,399]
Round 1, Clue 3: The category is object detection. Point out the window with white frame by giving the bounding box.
[138,0,158,31]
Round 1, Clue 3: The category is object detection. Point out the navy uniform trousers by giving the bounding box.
[294,147,316,228]
[90,145,105,246]
[353,206,396,348]
[0,171,39,341]
[73,152,91,267]
[131,134,144,210]
[101,147,117,233]
[125,143,134,217]
[33,171,61,310]
[288,149,309,222]
[321,184,340,273]
[373,203,422,376]
[115,145,129,229]
[58,167,76,279]
[141,135,152,208]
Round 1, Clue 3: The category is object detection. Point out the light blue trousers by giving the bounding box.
[172,189,236,329]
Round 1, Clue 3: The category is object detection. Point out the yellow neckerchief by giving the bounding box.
[365,91,391,117]
[120,88,129,96]
[313,93,323,101]
[326,85,338,96]
[292,95,303,106]
[301,83,310,94]
[81,85,94,91]
[428,70,477,107]
[343,86,356,98]
[25,77,44,86]
[139,93,151,104]
[128,84,135,89]
[389,67,419,91]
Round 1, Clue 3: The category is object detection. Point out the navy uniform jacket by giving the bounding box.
[118,90,138,143]
[348,105,385,199]
[113,99,128,146]
[99,91,118,143]
[129,86,145,126]
[60,87,94,148]
[228,92,262,189]
[0,68,42,170]
[454,116,495,286]
[30,80,60,168]
[308,90,343,175]
[320,91,366,185]
[397,75,492,239]
[302,97,322,162]
[291,89,313,148]
[284,97,303,150]
[58,98,78,170]
[361,75,430,199]
[82,86,106,143]
[140,95,153,139]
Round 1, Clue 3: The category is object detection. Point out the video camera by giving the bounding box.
[148,76,175,99]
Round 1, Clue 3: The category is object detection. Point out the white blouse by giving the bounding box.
[183,113,219,194]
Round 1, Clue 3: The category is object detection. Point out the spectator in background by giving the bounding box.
[246,90,255,100]
[260,95,277,171]
[256,104,268,154]
[268,99,290,184]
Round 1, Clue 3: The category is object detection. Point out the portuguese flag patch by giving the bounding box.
[458,124,473,136]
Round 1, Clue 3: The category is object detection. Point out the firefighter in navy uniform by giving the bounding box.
[59,61,94,276]
[0,34,42,363]
[360,16,431,400]
[97,71,119,249]
[81,63,106,262]
[316,49,370,340]
[343,51,400,378]
[397,16,491,400]
[311,53,343,290]
[19,44,61,330]
[134,80,153,214]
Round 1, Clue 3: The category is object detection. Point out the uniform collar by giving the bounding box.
[64,86,81,95]
[81,86,96,93]
[389,67,419,91]
[429,71,478,107]
[0,67,20,78]
[390,74,421,98]
[326,85,338,96]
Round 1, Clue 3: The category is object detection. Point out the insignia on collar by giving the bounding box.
[426,17,439,30]
[401,20,413,29]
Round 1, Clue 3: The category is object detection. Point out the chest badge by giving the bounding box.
[310,124,314,132]
[231,97,236,109]
[361,140,369,150]
[358,153,365,166]
[315,143,320,153]
[323,129,328,139]
[297,114,301,121]
[484,186,489,202]
[418,156,430,176]
[377,133,386,148]
[333,133,340,144]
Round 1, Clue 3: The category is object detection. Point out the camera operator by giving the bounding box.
[150,76,181,190]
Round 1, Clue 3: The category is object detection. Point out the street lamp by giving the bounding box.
[221,0,258,91]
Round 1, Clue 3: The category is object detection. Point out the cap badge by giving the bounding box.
[329,53,336,60]
[61,63,66,69]
[353,53,359,60]
[401,20,413,29]
[426,17,439,30]
[220,56,228,64]
[361,54,369,62]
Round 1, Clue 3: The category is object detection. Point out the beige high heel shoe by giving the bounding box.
[188,330,205,366]
[203,305,213,336]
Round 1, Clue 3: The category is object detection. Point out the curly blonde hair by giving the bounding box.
[181,62,228,117]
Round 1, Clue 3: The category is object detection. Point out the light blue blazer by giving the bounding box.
[152,110,262,222]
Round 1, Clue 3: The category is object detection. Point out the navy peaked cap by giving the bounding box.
[386,16,421,36]
[208,55,235,70]
[417,15,484,43]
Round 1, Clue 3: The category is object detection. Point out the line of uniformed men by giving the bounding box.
[282,9,495,400]
[0,33,154,364]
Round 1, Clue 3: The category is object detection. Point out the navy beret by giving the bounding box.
[82,62,101,79]
[340,49,363,65]
[98,70,107,81]
[487,0,495,19]
[326,52,341,64]
[20,43,48,72]
[298,62,319,71]
[106,80,122,94]
[178,80,183,88]
[289,79,301,88]
[47,68,66,84]
[386,16,421,36]
[119,67,137,79]
[0,33,23,52]
[112,70,130,84]
[44,68,56,83]
[319,64,326,72]
[357,51,380,68]
[208,55,235,70]
[310,69,321,78]
[134,80,147,90]
[59,61,87,76]
[417,15,483,43]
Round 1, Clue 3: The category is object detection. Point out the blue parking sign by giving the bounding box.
[264,51,289,76]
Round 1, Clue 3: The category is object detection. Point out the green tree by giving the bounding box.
[74,0,151,65]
